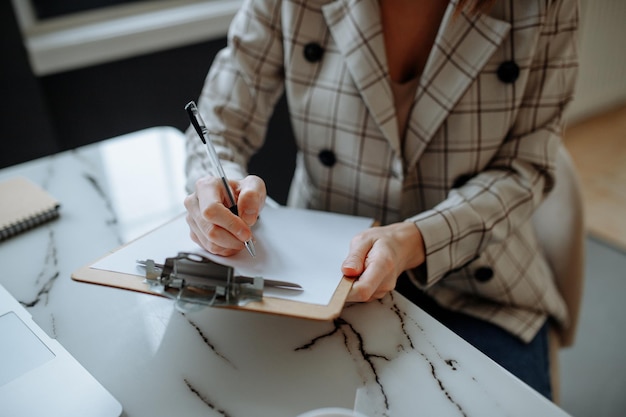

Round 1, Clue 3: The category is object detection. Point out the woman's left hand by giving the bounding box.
[341,222,425,302]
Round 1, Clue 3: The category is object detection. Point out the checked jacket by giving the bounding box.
[185,0,580,342]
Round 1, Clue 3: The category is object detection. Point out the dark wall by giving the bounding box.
[1,3,296,204]
[0,1,58,168]
[39,38,227,150]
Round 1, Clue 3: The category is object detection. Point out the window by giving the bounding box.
[12,0,241,76]
[30,0,148,19]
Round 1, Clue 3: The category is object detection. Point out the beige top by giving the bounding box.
[390,77,420,143]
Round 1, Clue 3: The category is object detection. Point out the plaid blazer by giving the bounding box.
[186,0,579,342]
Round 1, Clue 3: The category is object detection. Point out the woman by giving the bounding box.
[183,0,579,400]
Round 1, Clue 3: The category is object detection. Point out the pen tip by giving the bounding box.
[246,241,256,257]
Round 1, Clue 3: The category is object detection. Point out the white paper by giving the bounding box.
[91,206,373,305]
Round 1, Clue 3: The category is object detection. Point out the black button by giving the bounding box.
[304,42,324,62]
[474,267,494,282]
[318,149,336,167]
[452,174,473,189]
[497,61,520,84]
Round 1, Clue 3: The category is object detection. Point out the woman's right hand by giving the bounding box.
[184,174,266,256]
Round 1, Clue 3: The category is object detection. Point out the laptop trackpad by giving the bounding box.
[0,312,55,386]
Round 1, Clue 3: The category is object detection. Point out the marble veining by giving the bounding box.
[295,315,392,413]
[20,229,59,308]
[0,127,571,417]
[184,378,232,417]
[184,314,237,368]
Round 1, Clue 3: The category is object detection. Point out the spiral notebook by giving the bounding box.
[0,177,61,241]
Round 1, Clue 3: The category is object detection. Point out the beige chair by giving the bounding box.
[531,143,586,404]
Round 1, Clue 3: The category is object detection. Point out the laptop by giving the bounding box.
[0,283,122,417]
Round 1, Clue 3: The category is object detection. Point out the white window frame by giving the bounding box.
[11,0,241,76]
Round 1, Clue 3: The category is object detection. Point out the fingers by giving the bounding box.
[185,195,245,256]
[184,175,266,256]
[342,223,426,303]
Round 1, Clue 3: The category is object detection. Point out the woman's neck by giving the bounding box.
[380,0,449,83]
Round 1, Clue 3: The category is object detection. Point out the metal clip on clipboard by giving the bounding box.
[139,252,264,310]
[138,252,303,312]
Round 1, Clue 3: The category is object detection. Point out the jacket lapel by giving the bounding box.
[405,3,511,167]
[321,0,511,165]
[322,0,401,155]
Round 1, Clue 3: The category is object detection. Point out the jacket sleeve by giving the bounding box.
[185,0,285,193]
[409,0,580,288]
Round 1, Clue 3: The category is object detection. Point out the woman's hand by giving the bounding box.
[184,174,266,256]
[341,222,426,302]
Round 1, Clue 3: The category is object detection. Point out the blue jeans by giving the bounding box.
[395,276,553,400]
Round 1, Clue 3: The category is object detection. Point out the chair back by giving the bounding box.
[532,144,585,347]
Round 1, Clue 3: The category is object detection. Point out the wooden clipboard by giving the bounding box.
[71,260,352,321]
[72,208,372,321]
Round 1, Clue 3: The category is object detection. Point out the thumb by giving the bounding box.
[235,175,266,226]
[341,234,371,277]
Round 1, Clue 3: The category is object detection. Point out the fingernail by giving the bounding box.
[342,262,357,274]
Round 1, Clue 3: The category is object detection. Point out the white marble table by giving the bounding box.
[0,127,571,417]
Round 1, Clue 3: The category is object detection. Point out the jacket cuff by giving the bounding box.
[408,209,478,289]
[409,210,449,288]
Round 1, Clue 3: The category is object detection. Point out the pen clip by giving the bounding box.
[184,101,232,187]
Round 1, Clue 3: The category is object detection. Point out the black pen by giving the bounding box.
[185,101,256,257]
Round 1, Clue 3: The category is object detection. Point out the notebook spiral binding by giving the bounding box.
[0,204,60,241]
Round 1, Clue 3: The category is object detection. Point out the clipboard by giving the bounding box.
[72,206,373,321]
